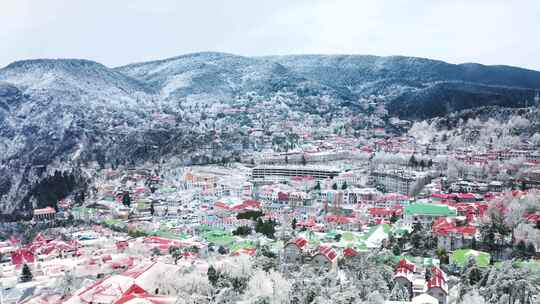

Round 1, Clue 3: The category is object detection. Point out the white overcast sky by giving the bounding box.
[1,0,539,70]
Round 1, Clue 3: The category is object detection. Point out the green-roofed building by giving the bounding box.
[450,249,490,268]
[153,230,188,240]
[404,203,457,225]
[102,218,126,229]
[160,187,177,194]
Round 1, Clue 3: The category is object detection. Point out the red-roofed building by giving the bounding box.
[525,213,540,223]
[311,245,338,269]
[116,240,129,251]
[35,239,79,259]
[393,258,417,299]
[232,199,261,211]
[66,262,179,304]
[231,248,257,257]
[455,193,477,203]
[360,145,373,153]
[325,214,357,229]
[426,267,448,304]
[115,292,176,304]
[343,247,358,258]
[111,257,135,269]
[368,207,403,223]
[277,192,289,201]
[375,193,410,207]
[283,237,308,264]
[33,233,48,244]
[431,193,457,201]
[433,218,477,251]
[214,198,261,213]
[393,260,448,303]
[11,248,35,265]
[297,218,316,228]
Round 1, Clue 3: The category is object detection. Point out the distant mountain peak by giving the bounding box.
[3,58,106,70]
[0,57,154,96]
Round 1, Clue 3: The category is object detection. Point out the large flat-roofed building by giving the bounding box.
[252,165,341,182]
[372,169,428,195]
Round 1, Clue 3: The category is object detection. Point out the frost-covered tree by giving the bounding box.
[57,270,77,296]
[340,252,392,300]
[479,261,540,304]
[174,271,211,304]
[507,116,530,130]
[242,269,290,304]
[389,283,409,301]
[408,121,437,145]
[514,223,540,256]
[446,158,462,182]
[460,289,485,304]
[530,133,540,146]
[366,291,385,304]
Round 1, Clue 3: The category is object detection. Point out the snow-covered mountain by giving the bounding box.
[116,52,352,113]
[265,55,540,118]
[1,52,540,215]
[0,59,158,215]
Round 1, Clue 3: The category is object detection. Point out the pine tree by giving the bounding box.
[392,244,401,256]
[410,222,425,255]
[21,264,33,282]
[526,243,536,257]
[390,213,399,223]
[516,239,527,258]
[218,246,228,255]
[207,265,219,287]
[409,155,418,167]
[232,226,252,236]
[151,247,162,256]
[122,191,131,207]
[168,246,182,264]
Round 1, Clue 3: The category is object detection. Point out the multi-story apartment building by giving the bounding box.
[251,165,341,182]
[371,169,428,195]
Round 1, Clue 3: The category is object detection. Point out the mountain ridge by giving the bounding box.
[1,52,540,215]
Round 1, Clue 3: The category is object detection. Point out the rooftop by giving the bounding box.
[404,203,457,217]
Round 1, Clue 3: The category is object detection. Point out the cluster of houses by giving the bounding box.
[393,259,448,304]
[8,122,540,304]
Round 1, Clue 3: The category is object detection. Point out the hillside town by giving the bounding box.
[4,0,540,302]
[1,114,540,304]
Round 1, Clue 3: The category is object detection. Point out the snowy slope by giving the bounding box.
[265,55,540,118]
[0,59,155,110]
[0,53,540,214]
[0,59,161,214]
[116,52,353,107]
